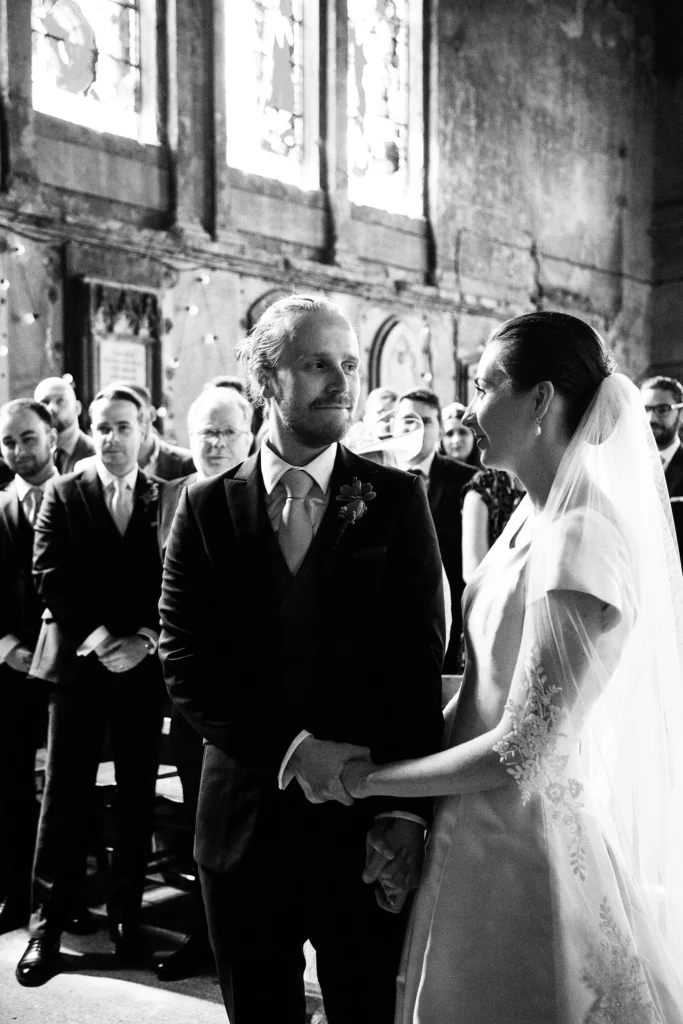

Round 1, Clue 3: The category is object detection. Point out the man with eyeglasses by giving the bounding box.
[640,375,683,555]
[155,385,253,982]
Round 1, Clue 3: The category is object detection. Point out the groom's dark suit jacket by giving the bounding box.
[31,465,163,679]
[159,445,446,873]
[0,482,45,653]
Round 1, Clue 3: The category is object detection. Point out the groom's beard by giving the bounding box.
[277,402,354,449]
[651,421,680,449]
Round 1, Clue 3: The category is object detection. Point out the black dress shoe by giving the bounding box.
[109,922,151,964]
[64,907,99,935]
[155,930,214,982]
[0,901,29,935]
[16,936,64,987]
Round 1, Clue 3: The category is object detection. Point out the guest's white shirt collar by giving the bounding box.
[94,459,139,492]
[14,466,59,501]
[410,448,436,479]
[261,441,337,496]
[660,434,681,472]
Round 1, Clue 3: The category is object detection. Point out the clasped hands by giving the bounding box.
[94,634,149,673]
[288,738,423,912]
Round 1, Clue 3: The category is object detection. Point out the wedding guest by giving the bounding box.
[159,295,445,1023]
[0,400,57,934]
[16,385,166,987]
[154,386,253,983]
[202,374,246,394]
[640,375,683,555]
[461,468,524,580]
[127,384,195,480]
[394,388,475,671]
[441,401,479,465]
[34,377,95,474]
[362,387,398,437]
[342,312,683,1022]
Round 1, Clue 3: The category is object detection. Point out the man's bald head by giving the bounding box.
[188,386,253,479]
[34,376,81,434]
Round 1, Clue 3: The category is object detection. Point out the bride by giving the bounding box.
[341,312,683,1023]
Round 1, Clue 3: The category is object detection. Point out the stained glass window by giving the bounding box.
[348,0,423,216]
[31,0,156,143]
[225,0,318,190]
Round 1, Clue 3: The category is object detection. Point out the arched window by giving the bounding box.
[370,317,426,394]
[225,0,319,190]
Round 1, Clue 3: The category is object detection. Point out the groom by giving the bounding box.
[159,296,445,1023]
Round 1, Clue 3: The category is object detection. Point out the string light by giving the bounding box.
[195,272,211,285]
[186,304,199,317]
[0,345,8,358]
[203,333,217,346]
[0,279,9,292]
[9,242,25,256]
[21,312,38,325]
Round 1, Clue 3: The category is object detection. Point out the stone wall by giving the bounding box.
[0,0,665,432]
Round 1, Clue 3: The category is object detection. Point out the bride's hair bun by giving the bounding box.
[489,311,614,434]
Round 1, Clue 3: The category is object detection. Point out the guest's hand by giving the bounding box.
[341,757,375,798]
[290,737,371,806]
[97,635,149,674]
[363,818,424,912]
[6,644,34,675]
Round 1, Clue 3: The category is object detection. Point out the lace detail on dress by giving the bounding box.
[583,898,664,1024]
[493,642,589,879]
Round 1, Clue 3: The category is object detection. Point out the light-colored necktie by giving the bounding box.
[24,486,43,527]
[108,478,132,535]
[278,469,314,575]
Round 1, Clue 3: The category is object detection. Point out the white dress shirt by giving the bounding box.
[77,460,158,658]
[0,468,59,665]
[659,434,681,474]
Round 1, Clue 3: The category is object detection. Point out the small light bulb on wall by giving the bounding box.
[195,273,211,285]
[156,405,167,419]
[0,344,8,358]
[203,333,217,346]
[21,312,37,325]
[0,279,9,292]
[10,242,25,256]
[422,371,433,384]
[167,356,180,370]
[185,304,199,317]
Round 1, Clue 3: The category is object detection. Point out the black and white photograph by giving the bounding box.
[0,1,682,1022]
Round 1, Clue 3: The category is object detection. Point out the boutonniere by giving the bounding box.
[139,480,160,525]
[333,477,376,549]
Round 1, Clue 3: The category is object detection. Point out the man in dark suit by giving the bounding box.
[641,375,683,556]
[154,385,253,982]
[159,296,445,1023]
[16,385,166,987]
[129,383,195,480]
[0,400,58,934]
[394,388,475,672]
[34,377,96,474]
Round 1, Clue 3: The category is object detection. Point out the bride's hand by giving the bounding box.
[342,757,375,798]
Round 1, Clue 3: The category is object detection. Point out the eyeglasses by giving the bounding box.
[194,428,251,445]
[643,404,683,417]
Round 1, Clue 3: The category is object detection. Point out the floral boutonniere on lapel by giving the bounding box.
[139,479,160,527]
[333,478,376,549]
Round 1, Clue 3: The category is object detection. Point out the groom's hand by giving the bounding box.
[364,818,425,912]
[289,737,371,805]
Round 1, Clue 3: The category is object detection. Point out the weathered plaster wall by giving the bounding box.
[434,0,656,382]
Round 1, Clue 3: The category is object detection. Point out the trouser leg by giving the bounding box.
[30,678,106,939]
[106,662,164,924]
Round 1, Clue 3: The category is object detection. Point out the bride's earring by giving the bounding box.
[535,418,542,437]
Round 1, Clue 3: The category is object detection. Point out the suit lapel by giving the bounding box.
[76,464,121,539]
[666,447,683,497]
[226,453,277,593]
[1,481,23,547]
[427,453,446,513]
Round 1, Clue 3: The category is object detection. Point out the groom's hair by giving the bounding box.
[640,375,683,405]
[236,295,352,408]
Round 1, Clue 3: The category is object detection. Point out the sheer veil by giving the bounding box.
[498,371,683,1015]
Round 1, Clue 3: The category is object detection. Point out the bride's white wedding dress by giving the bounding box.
[396,487,683,1023]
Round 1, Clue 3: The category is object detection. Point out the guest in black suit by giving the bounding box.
[394,389,475,672]
[0,400,57,934]
[16,385,165,987]
[159,296,445,1023]
[154,385,253,982]
[34,377,96,474]
[640,375,683,556]
[128,383,195,480]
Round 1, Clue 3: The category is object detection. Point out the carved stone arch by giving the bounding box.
[244,288,290,331]
[369,317,424,394]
